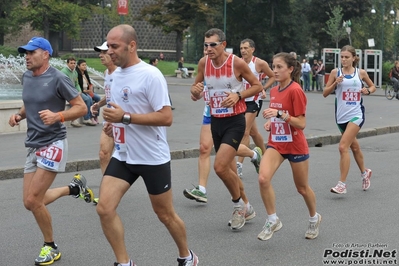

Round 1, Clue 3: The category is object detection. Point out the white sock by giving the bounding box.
[178,250,192,261]
[251,151,257,161]
[339,181,346,186]
[246,202,251,210]
[309,213,319,223]
[361,171,367,178]
[119,260,132,266]
[198,185,206,194]
[268,213,277,224]
[237,162,242,167]
[233,198,245,208]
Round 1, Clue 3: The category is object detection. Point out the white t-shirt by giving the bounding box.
[110,60,171,164]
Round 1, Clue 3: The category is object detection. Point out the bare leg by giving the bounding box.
[237,112,257,164]
[198,124,213,187]
[96,175,131,263]
[290,159,316,217]
[23,169,57,242]
[338,123,360,183]
[99,130,114,174]
[249,122,266,154]
[350,138,366,173]
[258,148,284,215]
[150,189,190,257]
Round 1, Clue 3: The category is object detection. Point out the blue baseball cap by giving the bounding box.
[18,37,53,56]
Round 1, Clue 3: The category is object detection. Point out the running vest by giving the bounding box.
[243,56,262,102]
[335,68,364,124]
[204,54,245,117]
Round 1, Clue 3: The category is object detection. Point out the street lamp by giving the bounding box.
[371,3,395,54]
[343,20,352,46]
[223,0,226,35]
[97,1,112,41]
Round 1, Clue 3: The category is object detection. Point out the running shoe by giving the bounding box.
[177,250,198,266]
[361,169,372,191]
[183,186,207,203]
[251,147,262,174]
[330,181,347,194]
[228,204,256,226]
[236,162,243,178]
[34,245,61,265]
[70,173,94,203]
[230,205,246,230]
[257,218,283,241]
[114,261,137,266]
[305,213,322,239]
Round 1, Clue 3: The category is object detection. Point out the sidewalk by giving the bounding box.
[1,76,398,180]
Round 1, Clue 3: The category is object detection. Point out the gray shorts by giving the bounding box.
[24,139,68,173]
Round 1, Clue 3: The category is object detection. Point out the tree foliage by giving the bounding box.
[10,0,95,56]
[0,0,22,45]
[323,6,347,48]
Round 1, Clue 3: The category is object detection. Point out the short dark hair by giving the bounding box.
[205,28,226,42]
[241,38,255,48]
[149,58,158,65]
[77,59,87,66]
[66,57,76,63]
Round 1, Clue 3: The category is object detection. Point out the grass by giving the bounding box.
[84,58,197,76]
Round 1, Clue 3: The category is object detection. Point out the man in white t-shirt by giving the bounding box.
[96,25,198,266]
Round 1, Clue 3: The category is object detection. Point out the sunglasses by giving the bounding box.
[204,42,223,48]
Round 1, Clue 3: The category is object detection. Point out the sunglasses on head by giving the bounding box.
[204,42,223,48]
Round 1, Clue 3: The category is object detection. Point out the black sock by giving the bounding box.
[68,185,80,196]
[232,197,241,203]
[44,242,57,249]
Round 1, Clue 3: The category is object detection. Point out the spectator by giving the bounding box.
[159,52,165,60]
[390,60,399,99]
[311,59,319,91]
[76,59,101,124]
[301,58,311,91]
[316,59,325,91]
[178,56,189,78]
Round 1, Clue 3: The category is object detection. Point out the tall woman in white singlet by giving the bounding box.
[323,45,376,194]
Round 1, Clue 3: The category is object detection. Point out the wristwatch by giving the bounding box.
[236,91,242,100]
[121,112,131,125]
[276,110,283,118]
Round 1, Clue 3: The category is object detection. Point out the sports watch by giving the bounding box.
[121,112,131,125]
[276,110,284,118]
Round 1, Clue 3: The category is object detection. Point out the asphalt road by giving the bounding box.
[0,133,398,265]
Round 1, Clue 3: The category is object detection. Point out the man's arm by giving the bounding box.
[190,57,206,99]
[235,58,262,99]
[257,59,275,90]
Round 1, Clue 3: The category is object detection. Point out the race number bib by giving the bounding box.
[35,140,64,170]
[270,117,293,142]
[113,125,127,153]
[209,89,233,115]
[342,91,360,103]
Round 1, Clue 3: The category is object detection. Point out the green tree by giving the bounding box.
[10,0,95,57]
[138,0,219,61]
[0,0,21,45]
[323,6,347,48]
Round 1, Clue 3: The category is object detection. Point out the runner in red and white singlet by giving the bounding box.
[191,28,262,231]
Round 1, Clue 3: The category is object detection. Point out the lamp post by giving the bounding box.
[223,0,226,35]
[186,34,190,59]
[98,0,111,41]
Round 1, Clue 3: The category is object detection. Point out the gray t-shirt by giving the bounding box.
[22,66,79,148]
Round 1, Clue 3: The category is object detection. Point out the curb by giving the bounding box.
[1,125,398,181]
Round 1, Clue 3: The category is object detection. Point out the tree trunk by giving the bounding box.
[49,31,59,57]
[175,31,183,62]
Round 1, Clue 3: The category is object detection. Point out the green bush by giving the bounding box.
[383,61,394,84]
[0,45,19,56]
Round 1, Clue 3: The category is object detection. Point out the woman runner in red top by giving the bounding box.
[258,52,321,241]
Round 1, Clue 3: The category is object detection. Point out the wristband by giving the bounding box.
[57,112,65,122]
[121,112,131,125]
[367,88,371,95]
[236,91,242,100]
[16,113,22,117]
[285,115,292,123]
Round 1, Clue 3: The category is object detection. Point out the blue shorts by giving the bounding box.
[267,145,309,162]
